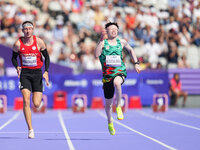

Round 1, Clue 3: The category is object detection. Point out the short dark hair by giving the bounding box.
[174,73,179,77]
[22,21,33,26]
[105,22,119,29]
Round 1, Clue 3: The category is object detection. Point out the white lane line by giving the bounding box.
[172,109,200,119]
[0,131,133,134]
[137,110,200,131]
[0,111,21,131]
[97,110,177,150]
[58,111,75,150]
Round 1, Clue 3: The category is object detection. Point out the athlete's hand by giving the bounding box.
[16,66,21,78]
[135,64,142,73]
[43,71,49,86]
[100,28,107,41]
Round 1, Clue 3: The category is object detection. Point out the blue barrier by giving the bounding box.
[0,70,169,107]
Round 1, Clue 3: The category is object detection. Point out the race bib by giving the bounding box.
[106,55,121,67]
[22,56,37,66]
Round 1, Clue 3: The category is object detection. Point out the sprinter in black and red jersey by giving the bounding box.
[12,21,50,139]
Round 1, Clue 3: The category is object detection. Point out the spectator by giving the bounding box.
[146,7,159,31]
[166,16,179,32]
[103,3,116,22]
[114,11,125,38]
[41,0,50,12]
[59,0,72,18]
[71,0,84,13]
[133,21,144,42]
[158,36,168,58]
[143,37,161,68]
[81,43,95,70]
[156,24,167,40]
[168,0,181,9]
[168,41,179,68]
[193,17,200,31]
[93,6,105,33]
[178,54,190,68]
[113,0,127,7]
[64,22,79,52]
[125,10,136,30]
[0,57,5,76]
[77,4,95,30]
[179,25,191,47]
[52,19,67,41]
[170,73,188,107]
[193,2,200,22]
[166,28,181,46]
[191,27,200,47]
[141,25,154,43]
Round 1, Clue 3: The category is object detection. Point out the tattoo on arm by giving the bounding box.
[122,40,138,63]
[37,38,46,51]
[95,40,104,57]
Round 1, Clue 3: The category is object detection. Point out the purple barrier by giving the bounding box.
[0,44,13,67]
[168,69,200,95]
[0,44,72,74]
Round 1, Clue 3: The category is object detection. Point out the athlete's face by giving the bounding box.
[106,25,118,38]
[22,27,33,38]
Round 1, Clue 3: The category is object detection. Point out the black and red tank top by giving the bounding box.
[19,35,43,69]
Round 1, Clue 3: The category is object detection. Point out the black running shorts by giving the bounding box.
[103,74,125,99]
[20,68,43,92]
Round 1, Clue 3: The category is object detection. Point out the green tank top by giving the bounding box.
[99,38,127,83]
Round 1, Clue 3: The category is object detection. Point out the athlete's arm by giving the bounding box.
[37,37,50,86]
[121,39,142,73]
[12,40,21,77]
[37,37,50,72]
[94,29,107,58]
[95,40,104,58]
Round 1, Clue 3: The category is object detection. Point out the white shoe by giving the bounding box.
[28,129,35,139]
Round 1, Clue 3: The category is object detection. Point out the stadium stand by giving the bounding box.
[1,0,200,72]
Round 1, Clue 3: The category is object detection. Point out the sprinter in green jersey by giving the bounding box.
[95,22,141,135]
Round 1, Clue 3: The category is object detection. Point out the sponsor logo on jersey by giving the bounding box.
[32,46,36,50]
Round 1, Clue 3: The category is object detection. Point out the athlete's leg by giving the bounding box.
[103,81,115,135]
[113,76,124,120]
[113,76,123,107]
[32,92,43,108]
[105,98,113,123]
[103,81,115,123]
[32,69,43,108]
[21,89,32,130]
[105,98,115,135]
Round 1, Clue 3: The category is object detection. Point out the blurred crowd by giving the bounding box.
[0,0,200,75]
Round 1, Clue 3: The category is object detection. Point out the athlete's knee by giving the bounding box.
[105,99,113,109]
[33,101,41,108]
[113,77,122,88]
[113,80,121,89]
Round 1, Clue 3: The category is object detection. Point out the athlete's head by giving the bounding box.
[22,21,34,38]
[105,22,119,39]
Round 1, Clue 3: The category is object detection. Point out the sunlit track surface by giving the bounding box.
[0,108,200,150]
